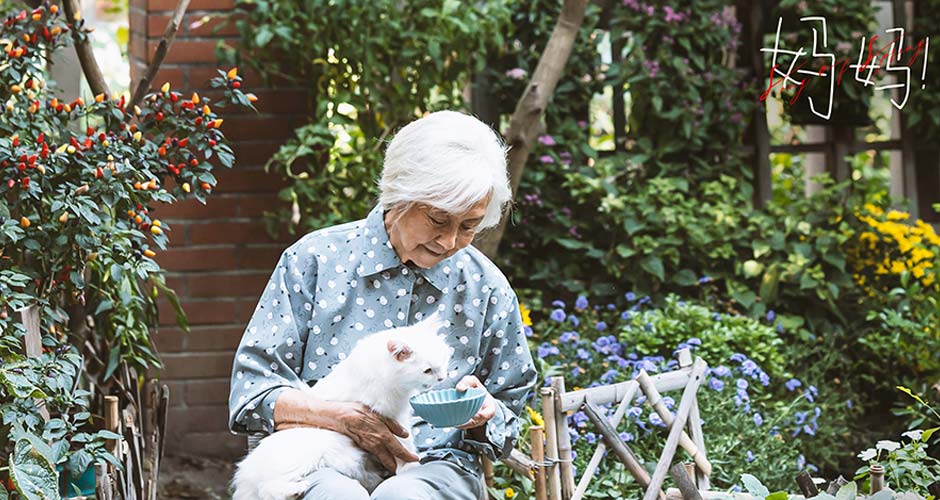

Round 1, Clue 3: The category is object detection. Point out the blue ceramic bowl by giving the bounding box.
[410,388,486,428]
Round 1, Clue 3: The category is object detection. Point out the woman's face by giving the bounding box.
[385,198,490,269]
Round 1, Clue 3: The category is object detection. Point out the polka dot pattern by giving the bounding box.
[228,205,537,466]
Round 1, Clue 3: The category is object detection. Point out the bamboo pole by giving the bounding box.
[572,383,638,500]
[636,370,713,477]
[583,402,660,498]
[551,377,575,498]
[669,463,703,500]
[531,426,548,500]
[687,397,709,490]
[104,396,120,470]
[561,368,692,412]
[642,358,707,500]
[541,387,562,500]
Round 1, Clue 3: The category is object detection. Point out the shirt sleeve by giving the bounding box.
[228,242,317,435]
[463,285,537,461]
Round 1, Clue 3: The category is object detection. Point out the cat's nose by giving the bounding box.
[437,375,445,382]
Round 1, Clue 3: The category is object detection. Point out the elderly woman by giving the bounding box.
[228,110,538,500]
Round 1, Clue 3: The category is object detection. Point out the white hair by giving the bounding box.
[378,110,511,231]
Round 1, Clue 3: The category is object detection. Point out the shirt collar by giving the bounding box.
[357,204,455,292]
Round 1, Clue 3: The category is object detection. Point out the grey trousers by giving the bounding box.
[301,460,485,500]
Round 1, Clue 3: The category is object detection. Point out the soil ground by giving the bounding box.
[157,454,235,499]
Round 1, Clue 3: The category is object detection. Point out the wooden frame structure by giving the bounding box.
[525,348,711,500]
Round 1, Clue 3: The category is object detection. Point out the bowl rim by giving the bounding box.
[410,387,486,405]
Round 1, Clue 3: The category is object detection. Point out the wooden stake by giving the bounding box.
[531,426,548,500]
[636,370,713,477]
[104,395,120,462]
[572,382,638,500]
[869,465,885,494]
[669,463,703,500]
[642,358,707,500]
[551,376,576,498]
[826,475,848,495]
[583,401,659,497]
[795,471,819,497]
[541,387,562,500]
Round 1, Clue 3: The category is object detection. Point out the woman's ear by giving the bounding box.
[387,339,413,361]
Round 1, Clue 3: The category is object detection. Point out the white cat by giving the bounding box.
[231,313,452,500]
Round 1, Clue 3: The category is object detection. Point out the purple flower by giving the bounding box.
[568,314,580,327]
[619,431,634,442]
[538,135,556,146]
[736,379,749,390]
[766,310,776,322]
[746,450,755,463]
[625,292,637,301]
[730,353,747,363]
[559,331,579,343]
[697,276,713,284]
[663,6,685,23]
[649,413,665,427]
[551,300,565,309]
[585,432,597,444]
[595,321,607,331]
[550,309,565,322]
[753,412,763,426]
[539,155,554,164]
[686,337,702,347]
[806,385,818,403]
[575,295,589,310]
[709,378,725,391]
[620,311,632,321]
[571,411,588,428]
[712,365,731,378]
[576,348,591,361]
[524,325,533,337]
[623,0,640,9]
[537,343,560,358]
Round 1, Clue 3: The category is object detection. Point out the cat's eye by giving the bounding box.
[423,368,434,374]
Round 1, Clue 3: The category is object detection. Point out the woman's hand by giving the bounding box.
[333,401,420,472]
[455,375,497,430]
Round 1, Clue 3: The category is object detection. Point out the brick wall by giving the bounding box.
[128,0,309,458]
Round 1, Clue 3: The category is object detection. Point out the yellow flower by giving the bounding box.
[526,406,544,427]
[519,303,532,327]
[505,487,516,498]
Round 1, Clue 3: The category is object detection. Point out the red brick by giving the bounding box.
[223,115,295,142]
[163,274,188,295]
[186,325,246,351]
[238,245,283,269]
[168,405,230,432]
[184,271,270,297]
[187,12,243,37]
[183,379,232,405]
[129,33,148,63]
[229,141,287,167]
[214,168,286,193]
[165,431,245,459]
[153,195,240,219]
[146,13,171,37]
[161,381,187,407]
[161,351,234,379]
[154,327,185,352]
[159,297,256,326]
[149,0,235,11]
[129,8,147,36]
[130,0,146,10]
[237,193,285,217]
[150,39,229,64]
[187,220,287,245]
[160,247,239,271]
[250,89,312,115]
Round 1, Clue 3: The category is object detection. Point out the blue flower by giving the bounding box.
[595,321,607,331]
[776,323,784,333]
[568,314,580,327]
[758,372,770,387]
[620,311,633,321]
[600,369,619,384]
[575,295,589,310]
[741,359,759,375]
[585,432,597,444]
[606,303,616,310]
[649,413,665,427]
[806,385,818,403]
[766,310,776,322]
[638,296,652,306]
[576,348,592,361]
[662,397,675,409]
[736,379,749,390]
[619,431,634,442]
[524,325,533,337]
[551,300,566,309]
[559,331,579,343]
[753,412,763,426]
[686,337,702,347]
[785,378,802,391]
[846,399,853,409]
[746,450,755,463]
[550,309,565,322]
[698,276,713,284]
[712,312,721,321]
[537,343,560,358]
[625,292,637,302]
[626,406,643,419]
[794,411,807,425]
[712,365,731,378]
[570,411,588,428]
[644,322,653,332]
[730,353,747,363]
[708,378,725,391]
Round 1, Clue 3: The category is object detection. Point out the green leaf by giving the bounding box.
[741,473,770,498]
[835,481,856,500]
[0,483,7,500]
[640,255,665,281]
[673,269,698,286]
[103,347,121,381]
[766,492,788,500]
[10,439,59,500]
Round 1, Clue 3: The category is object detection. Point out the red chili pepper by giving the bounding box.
[37,132,44,143]
[7,179,15,188]
[21,177,29,188]
[156,112,164,121]
[178,137,188,147]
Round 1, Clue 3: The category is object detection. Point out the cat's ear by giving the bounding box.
[387,339,413,361]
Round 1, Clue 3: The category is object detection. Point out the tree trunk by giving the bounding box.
[473,0,590,259]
